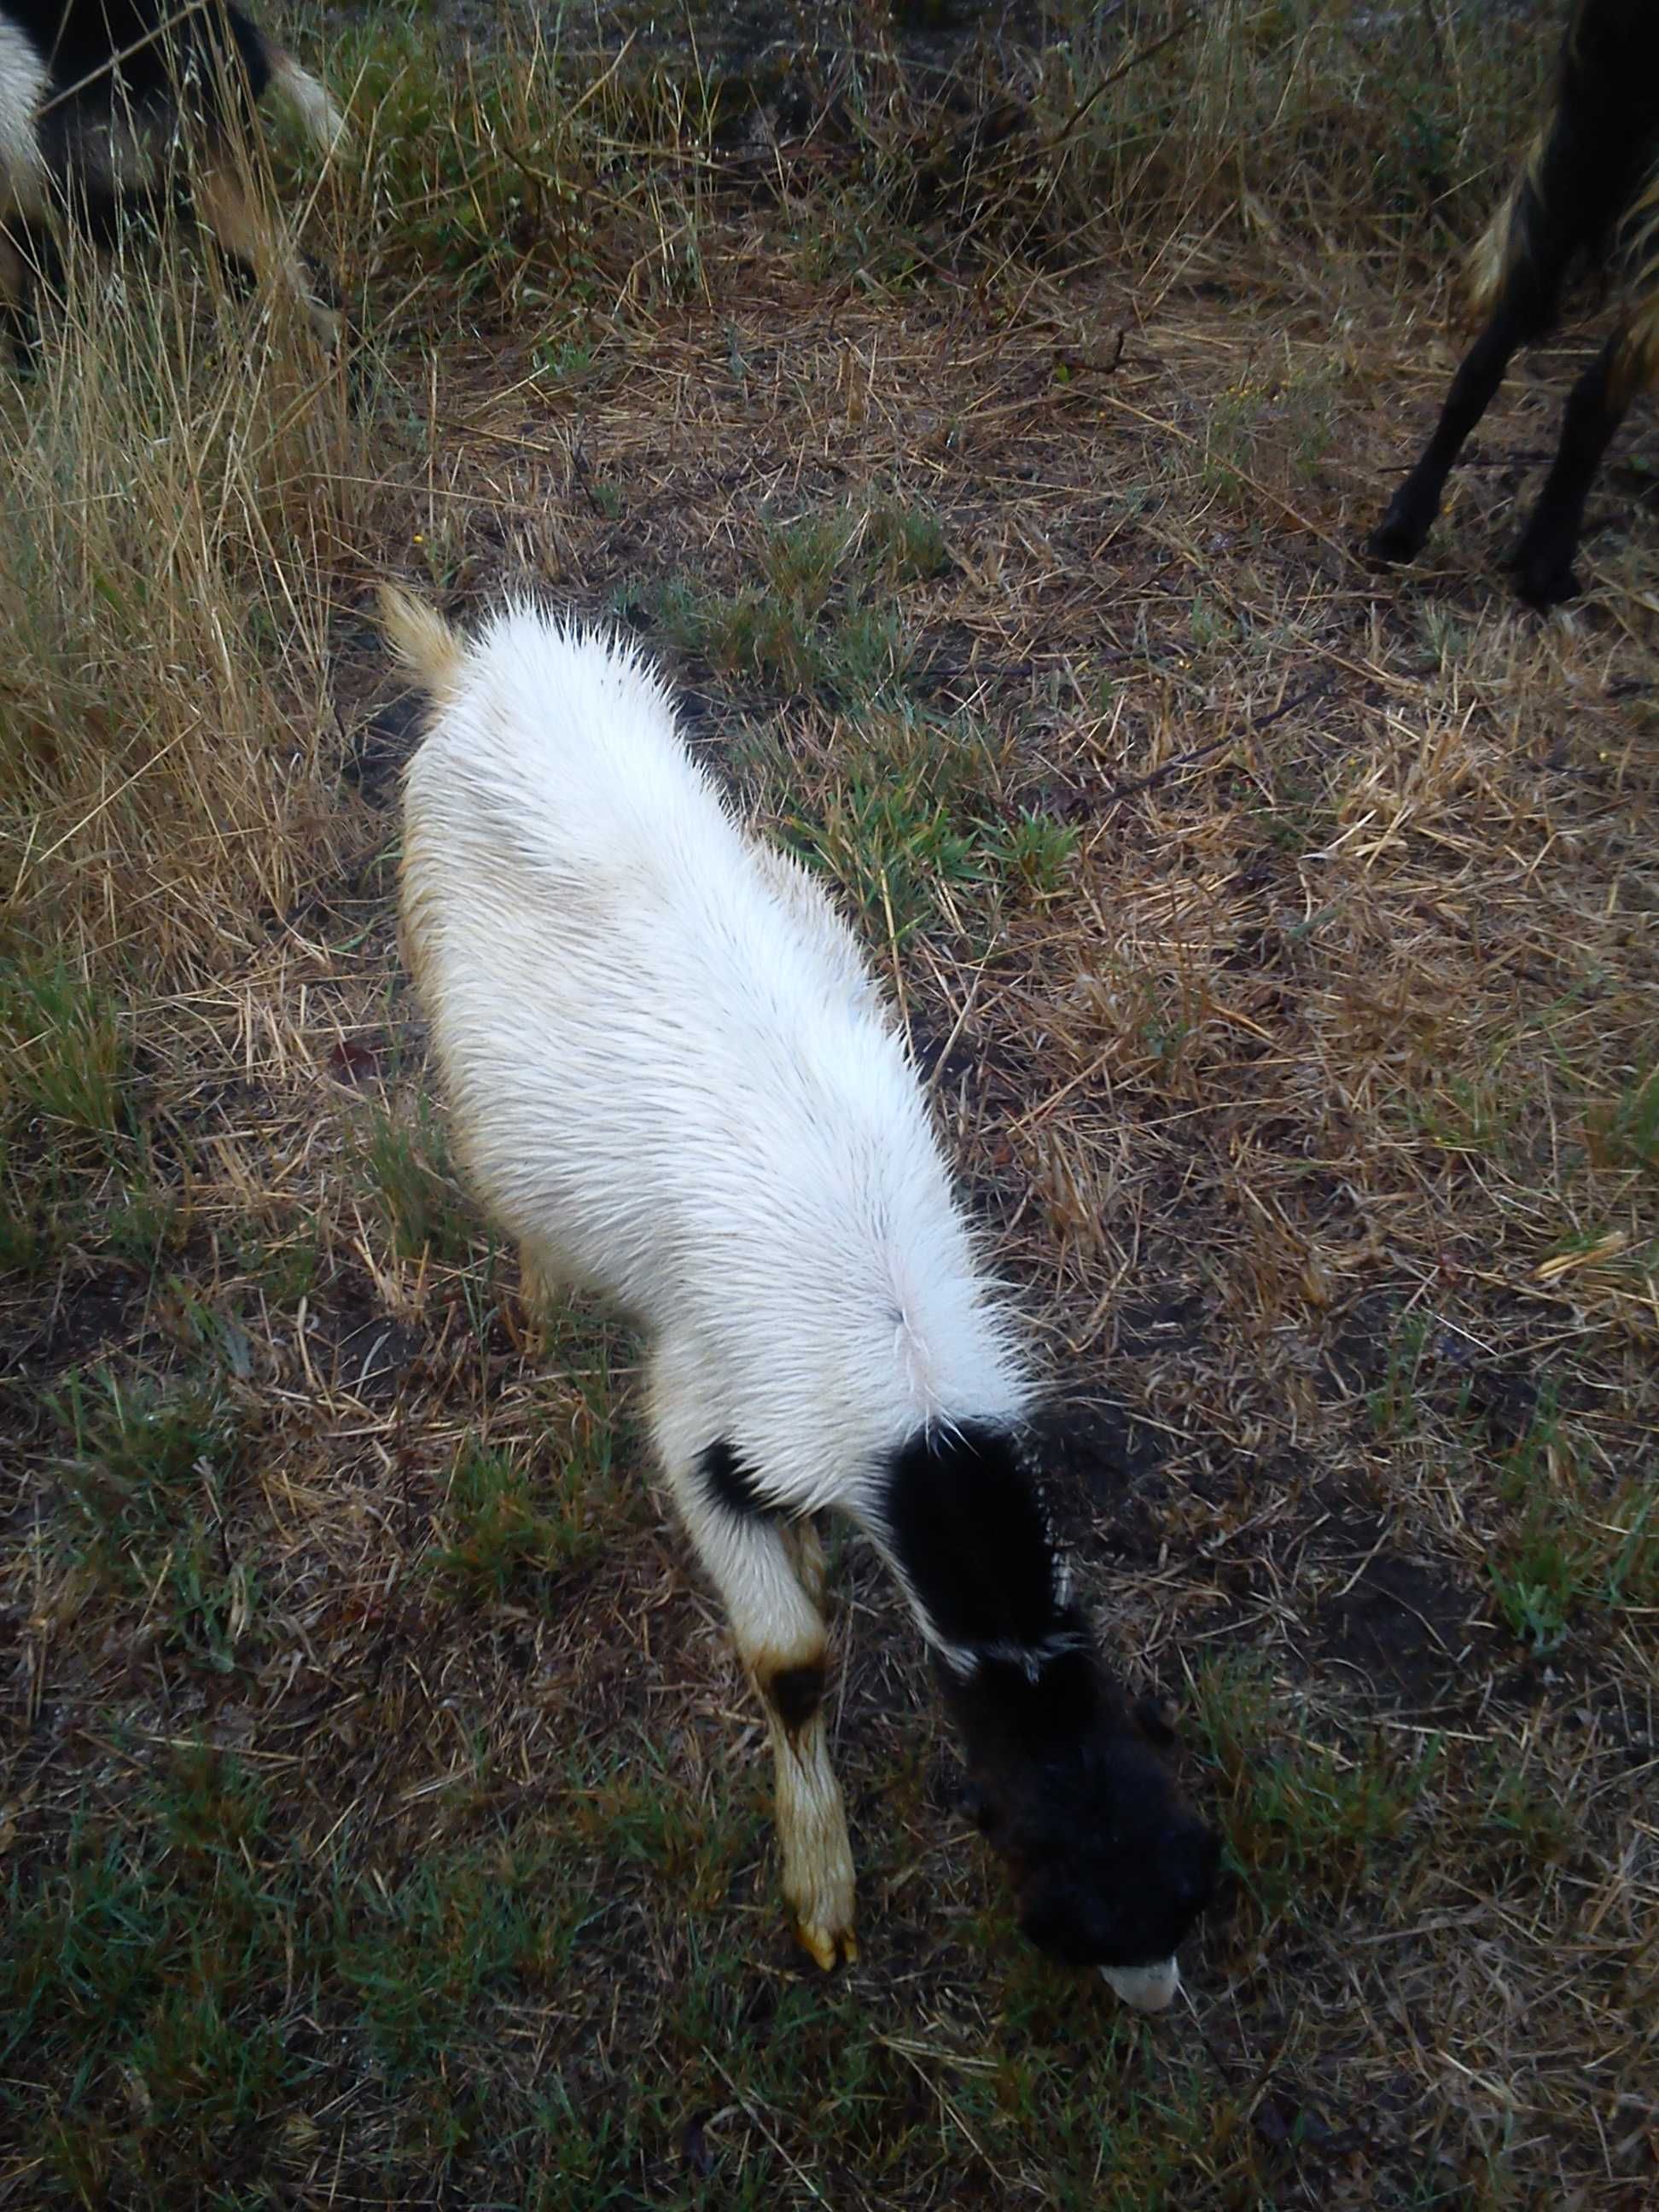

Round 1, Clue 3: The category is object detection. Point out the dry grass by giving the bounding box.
[1,3,1655,2206]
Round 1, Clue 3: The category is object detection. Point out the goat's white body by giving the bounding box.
[400,605,1031,1522]
[392,596,1208,2002]
[399,602,1040,1970]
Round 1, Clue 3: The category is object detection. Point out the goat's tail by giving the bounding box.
[380,585,466,697]
[266,50,349,160]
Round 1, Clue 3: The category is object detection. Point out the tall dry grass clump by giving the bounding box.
[1033,0,1552,270]
[0,227,358,988]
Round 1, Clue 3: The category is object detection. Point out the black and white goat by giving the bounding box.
[1369,0,1659,606]
[384,588,1220,2010]
[0,0,343,358]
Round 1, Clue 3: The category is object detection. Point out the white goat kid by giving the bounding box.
[385,588,1218,2006]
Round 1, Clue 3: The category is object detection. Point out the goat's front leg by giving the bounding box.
[0,222,39,371]
[193,152,343,352]
[649,1365,855,1967]
[758,1513,856,1968]
[1368,300,1532,567]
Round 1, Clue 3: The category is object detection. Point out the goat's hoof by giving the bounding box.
[1515,558,1580,610]
[1365,517,1424,568]
[793,1917,858,1971]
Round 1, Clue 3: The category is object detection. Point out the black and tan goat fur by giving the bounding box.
[0,0,343,358]
[1369,0,1659,606]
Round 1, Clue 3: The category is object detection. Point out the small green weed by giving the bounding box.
[1488,1394,1656,1650]
[0,1136,43,1272]
[992,808,1079,898]
[1368,1310,1430,1440]
[655,497,946,703]
[429,1437,611,1606]
[1415,601,1471,671]
[857,499,951,585]
[1464,1741,1580,1877]
[0,958,128,1140]
[1190,1658,1440,1915]
[361,1097,474,1266]
[1587,1066,1659,1172]
[1199,372,1336,509]
[762,701,1070,944]
[96,1175,181,1268]
[533,335,596,382]
[47,1364,258,1668]
[1406,1072,1521,1162]
[50,1365,238,1545]
[804,764,987,940]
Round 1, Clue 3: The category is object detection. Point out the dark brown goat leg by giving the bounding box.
[1367,301,1532,567]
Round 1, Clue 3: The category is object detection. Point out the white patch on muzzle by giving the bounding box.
[1100,1957,1180,2012]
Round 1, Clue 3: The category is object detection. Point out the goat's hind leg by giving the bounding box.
[649,1361,855,1967]
[1512,316,1651,607]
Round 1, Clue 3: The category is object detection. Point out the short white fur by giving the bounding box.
[393,592,1037,1971]
[0,21,48,212]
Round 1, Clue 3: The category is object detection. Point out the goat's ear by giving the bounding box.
[1132,1693,1180,1750]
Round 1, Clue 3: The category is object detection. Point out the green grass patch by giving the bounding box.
[1190,1657,1441,1919]
[653,497,948,703]
[0,958,129,1141]
[360,1096,476,1266]
[0,1746,602,2203]
[1367,1309,1431,1441]
[1587,1065,1659,1173]
[430,1434,614,1606]
[751,699,1074,945]
[46,1363,259,1672]
[1488,1395,1656,1651]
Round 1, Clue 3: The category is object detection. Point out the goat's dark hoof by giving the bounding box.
[791,1914,858,1972]
[1514,551,1580,609]
[1365,515,1428,568]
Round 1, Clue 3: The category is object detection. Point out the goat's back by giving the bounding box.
[399,603,1022,1481]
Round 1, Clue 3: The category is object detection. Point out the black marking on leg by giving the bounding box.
[697,1437,772,1521]
[766,1661,825,1737]
[880,1422,1067,1654]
